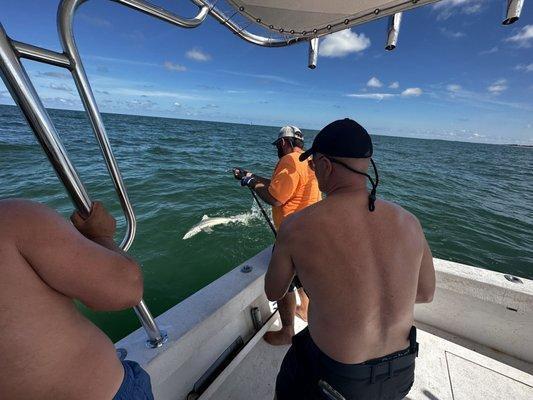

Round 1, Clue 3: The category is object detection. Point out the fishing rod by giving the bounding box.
[248,187,277,237]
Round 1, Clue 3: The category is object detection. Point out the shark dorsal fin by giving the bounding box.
[202,215,209,220]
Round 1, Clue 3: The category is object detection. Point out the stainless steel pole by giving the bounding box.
[0,24,92,213]
[58,0,168,348]
[2,0,221,349]
[115,0,209,28]
[12,40,71,69]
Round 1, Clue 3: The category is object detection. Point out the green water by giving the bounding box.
[0,104,531,341]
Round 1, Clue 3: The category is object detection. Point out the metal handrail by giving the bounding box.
[0,0,210,348]
[0,24,91,213]
[56,0,210,347]
[58,0,168,348]
[12,41,71,68]
[115,0,209,28]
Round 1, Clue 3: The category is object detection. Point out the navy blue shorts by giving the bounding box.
[113,360,154,400]
[276,328,417,400]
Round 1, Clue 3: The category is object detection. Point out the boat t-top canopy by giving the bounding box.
[221,0,437,37]
[194,0,525,66]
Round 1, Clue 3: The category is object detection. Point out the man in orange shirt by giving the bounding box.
[234,125,321,345]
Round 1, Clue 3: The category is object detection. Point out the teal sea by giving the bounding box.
[0,104,531,341]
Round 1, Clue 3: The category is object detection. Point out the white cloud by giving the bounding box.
[346,93,395,100]
[112,88,205,100]
[479,46,498,55]
[487,79,508,94]
[35,71,70,80]
[320,29,371,57]
[49,83,73,92]
[186,48,212,62]
[401,87,423,97]
[505,25,533,48]
[347,86,423,100]
[87,55,158,68]
[433,0,484,21]
[367,77,383,88]
[438,85,531,111]
[515,63,533,72]
[126,99,157,109]
[79,13,112,28]
[440,28,465,39]
[389,81,399,89]
[447,84,462,92]
[164,61,187,72]
[42,97,81,108]
[220,69,299,86]
[174,102,181,107]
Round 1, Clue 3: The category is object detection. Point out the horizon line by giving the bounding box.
[0,103,529,147]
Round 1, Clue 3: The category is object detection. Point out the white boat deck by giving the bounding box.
[208,317,533,400]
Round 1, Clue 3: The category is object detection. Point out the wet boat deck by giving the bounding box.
[205,317,533,400]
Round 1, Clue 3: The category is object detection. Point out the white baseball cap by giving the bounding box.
[272,125,303,145]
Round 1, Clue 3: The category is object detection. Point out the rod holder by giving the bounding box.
[503,0,524,25]
[385,13,402,51]
[308,37,319,69]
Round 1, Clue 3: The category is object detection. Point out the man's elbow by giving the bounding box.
[88,261,143,311]
[416,288,435,304]
[265,283,284,302]
[268,193,282,207]
[121,261,144,307]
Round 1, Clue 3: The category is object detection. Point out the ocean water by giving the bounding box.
[0,104,531,342]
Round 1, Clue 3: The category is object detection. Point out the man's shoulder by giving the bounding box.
[281,152,300,165]
[0,199,52,223]
[279,201,321,234]
[378,199,422,231]
[0,199,57,241]
[272,153,297,175]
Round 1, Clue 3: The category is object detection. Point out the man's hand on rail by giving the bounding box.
[71,201,116,241]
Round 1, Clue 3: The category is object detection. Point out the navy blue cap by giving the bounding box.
[299,118,373,161]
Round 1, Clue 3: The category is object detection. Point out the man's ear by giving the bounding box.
[324,157,333,176]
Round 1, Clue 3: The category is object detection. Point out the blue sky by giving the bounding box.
[0,0,532,144]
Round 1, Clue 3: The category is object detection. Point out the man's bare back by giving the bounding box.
[0,199,144,399]
[276,191,433,363]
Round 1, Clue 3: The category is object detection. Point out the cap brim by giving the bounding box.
[299,148,314,161]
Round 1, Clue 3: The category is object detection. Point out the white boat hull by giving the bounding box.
[115,248,533,399]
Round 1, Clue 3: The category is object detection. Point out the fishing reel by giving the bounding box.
[232,167,249,180]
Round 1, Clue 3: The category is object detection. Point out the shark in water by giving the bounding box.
[182,214,249,240]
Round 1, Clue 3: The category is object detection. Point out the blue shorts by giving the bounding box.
[113,360,154,400]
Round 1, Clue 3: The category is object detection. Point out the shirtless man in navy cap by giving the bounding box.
[265,119,436,399]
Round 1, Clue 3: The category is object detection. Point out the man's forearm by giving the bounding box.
[253,175,271,186]
[90,236,135,262]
